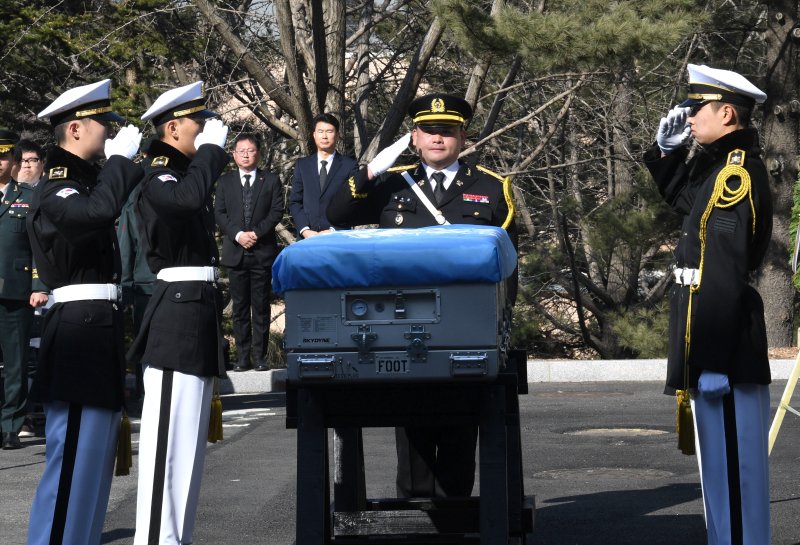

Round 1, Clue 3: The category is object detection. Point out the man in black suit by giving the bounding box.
[215,134,284,371]
[289,113,356,238]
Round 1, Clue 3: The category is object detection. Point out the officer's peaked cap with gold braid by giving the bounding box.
[38,79,125,127]
[0,129,19,154]
[409,93,472,126]
[142,81,217,127]
[680,64,767,110]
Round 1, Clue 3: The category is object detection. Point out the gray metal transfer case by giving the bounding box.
[285,282,511,383]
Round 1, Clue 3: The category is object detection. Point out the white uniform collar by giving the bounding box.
[423,160,459,189]
[239,168,257,185]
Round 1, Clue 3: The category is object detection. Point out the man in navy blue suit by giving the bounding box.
[289,113,356,238]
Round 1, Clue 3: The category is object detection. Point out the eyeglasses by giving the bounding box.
[235,149,258,156]
[21,158,41,165]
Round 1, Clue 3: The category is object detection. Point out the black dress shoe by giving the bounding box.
[2,432,22,450]
[254,364,269,371]
[233,364,250,372]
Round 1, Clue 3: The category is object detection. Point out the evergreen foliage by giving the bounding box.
[611,304,669,358]
[0,0,789,358]
[432,0,702,70]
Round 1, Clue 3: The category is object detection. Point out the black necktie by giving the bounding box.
[431,171,446,205]
[319,160,328,191]
[242,174,253,228]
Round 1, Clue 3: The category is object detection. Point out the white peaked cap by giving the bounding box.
[37,79,124,125]
[141,81,216,125]
[682,64,767,107]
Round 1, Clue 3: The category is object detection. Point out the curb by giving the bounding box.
[221,359,798,394]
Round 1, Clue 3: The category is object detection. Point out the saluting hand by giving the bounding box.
[104,124,142,160]
[656,106,691,155]
[194,118,229,150]
[367,132,411,178]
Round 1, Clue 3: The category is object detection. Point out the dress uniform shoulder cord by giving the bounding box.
[476,165,516,230]
[676,152,755,456]
[500,175,516,230]
[684,151,756,365]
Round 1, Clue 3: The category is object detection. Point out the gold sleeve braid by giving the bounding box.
[476,165,515,229]
[348,176,368,199]
[683,149,755,364]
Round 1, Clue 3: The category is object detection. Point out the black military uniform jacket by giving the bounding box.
[644,128,772,392]
[27,146,143,410]
[127,140,229,377]
[0,181,46,300]
[327,161,518,302]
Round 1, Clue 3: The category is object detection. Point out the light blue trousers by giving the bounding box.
[692,384,771,545]
[27,401,119,545]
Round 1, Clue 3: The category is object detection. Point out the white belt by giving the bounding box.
[52,283,122,304]
[156,266,219,282]
[673,267,700,287]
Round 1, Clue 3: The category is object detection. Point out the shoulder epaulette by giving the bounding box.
[727,149,746,166]
[388,164,417,173]
[151,156,170,167]
[48,167,68,180]
[476,165,505,181]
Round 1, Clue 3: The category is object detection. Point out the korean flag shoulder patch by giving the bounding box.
[56,187,79,199]
[158,174,178,183]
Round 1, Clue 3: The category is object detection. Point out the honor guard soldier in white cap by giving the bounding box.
[126,81,229,545]
[644,64,772,545]
[328,93,517,499]
[26,79,143,545]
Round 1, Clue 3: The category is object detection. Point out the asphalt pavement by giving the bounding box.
[2,382,800,545]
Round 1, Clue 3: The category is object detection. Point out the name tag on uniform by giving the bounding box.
[463,193,489,204]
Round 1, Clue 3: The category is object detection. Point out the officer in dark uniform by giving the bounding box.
[127,81,230,545]
[328,93,517,498]
[645,64,772,545]
[26,79,143,545]
[0,130,48,450]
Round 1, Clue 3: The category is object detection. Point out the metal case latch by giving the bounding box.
[351,325,377,363]
[404,325,431,362]
[394,292,406,320]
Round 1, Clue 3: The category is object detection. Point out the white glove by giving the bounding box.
[656,106,691,154]
[367,132,411,176]
[697,371,731,399]
[194,118,229,150]
[104,124,142,160]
